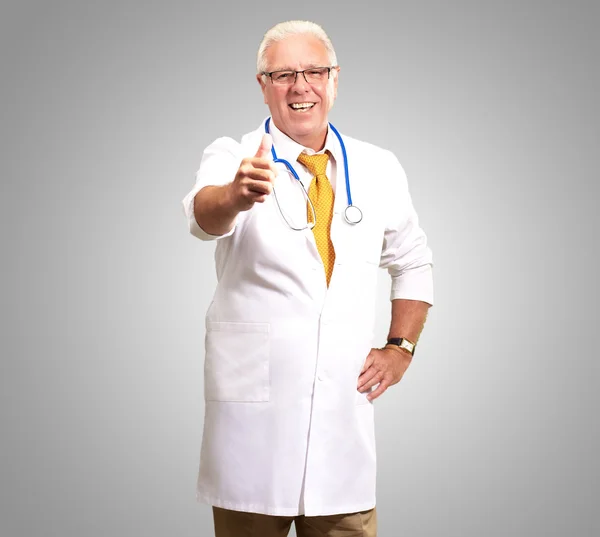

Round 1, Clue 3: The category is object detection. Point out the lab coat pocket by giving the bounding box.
[204,321,270,402]
[356,390,373,405]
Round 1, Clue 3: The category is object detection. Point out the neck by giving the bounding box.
[296,130,327,152]
[271,119,328,152]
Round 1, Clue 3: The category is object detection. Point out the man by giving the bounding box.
[182,20,433,537]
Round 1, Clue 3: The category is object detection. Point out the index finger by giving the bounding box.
[367,378,390,402]
[361,353,375,374]
[249,157,278,178]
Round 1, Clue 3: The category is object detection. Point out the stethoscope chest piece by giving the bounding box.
[265,117,364,230]
[344,205,362,224]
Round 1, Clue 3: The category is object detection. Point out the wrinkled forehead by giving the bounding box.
[264,34,331,72]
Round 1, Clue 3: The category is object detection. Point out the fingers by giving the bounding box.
[247,192,268,204]
[357,352,377,390]
[358,368,383,392]
[238,157,278,183]
[233,159,277,206]
[357,347,404,401]
[243,166,276,195]
[243,163,277,182]
[246,178,273,196]
[367,379,390,402]
[231,136,278,210]
[361,353,374,374]
[254,133,273,158]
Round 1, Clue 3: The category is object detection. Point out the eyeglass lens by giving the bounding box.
[271,67,330,84]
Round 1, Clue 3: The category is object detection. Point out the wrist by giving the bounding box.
[383,344,412,357]
[222,183,239,213]
[385,337,416,356]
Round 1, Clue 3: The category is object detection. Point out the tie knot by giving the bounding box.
[297,152,329,177]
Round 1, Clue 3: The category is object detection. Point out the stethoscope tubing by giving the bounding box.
[264,117,361,225]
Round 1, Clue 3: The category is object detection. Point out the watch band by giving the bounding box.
[386,337,416,356]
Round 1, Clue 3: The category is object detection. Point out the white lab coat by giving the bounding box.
[182,118,433,517]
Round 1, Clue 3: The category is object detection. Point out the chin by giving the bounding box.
[291,116,324,130]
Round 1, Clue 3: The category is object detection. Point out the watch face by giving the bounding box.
[400,340,414,352]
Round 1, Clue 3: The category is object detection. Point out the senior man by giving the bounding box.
[182,19,434,537]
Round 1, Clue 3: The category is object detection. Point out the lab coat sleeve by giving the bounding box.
[379,151,434,305]
[182,136,243,241]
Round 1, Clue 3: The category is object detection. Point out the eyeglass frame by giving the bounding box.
[261,66,338,85]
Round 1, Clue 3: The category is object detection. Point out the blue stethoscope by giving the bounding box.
[265,117,363,229]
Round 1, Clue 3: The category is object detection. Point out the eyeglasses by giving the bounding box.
[262,66,336,86]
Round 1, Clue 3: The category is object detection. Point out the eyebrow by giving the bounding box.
[268,64,325,72]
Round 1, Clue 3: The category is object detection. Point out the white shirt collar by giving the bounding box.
[267,118,340,164]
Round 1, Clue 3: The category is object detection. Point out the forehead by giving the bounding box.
[265,34,330,71]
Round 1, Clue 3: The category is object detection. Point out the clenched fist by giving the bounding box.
[226,134,279,212]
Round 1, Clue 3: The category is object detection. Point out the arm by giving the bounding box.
[387,298,430,346]
[183,134,277,240]
[357,151,434,401]
[357,299,430,402]
[193,185,240,237]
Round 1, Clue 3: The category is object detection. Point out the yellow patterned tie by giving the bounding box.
[297,152,336,286]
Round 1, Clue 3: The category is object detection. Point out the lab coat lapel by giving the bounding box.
[327,130,352,289]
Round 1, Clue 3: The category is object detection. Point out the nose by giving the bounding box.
[291,71,310,91]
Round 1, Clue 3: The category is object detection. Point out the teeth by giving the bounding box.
[290,103,314,109]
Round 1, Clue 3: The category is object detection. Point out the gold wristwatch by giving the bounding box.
[386,337,416,356]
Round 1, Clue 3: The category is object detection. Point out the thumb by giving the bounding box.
[254,133,273,159]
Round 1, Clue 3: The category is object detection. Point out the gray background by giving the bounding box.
[1,0,598,536]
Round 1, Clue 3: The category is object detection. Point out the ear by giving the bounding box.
[332,66,340,99]
[256,74,268,105]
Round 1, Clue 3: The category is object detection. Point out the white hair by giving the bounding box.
[256,20,338,74]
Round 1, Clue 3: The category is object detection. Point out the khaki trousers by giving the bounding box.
[212,506,377,537]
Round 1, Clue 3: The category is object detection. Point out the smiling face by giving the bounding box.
[257,33,339,151]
